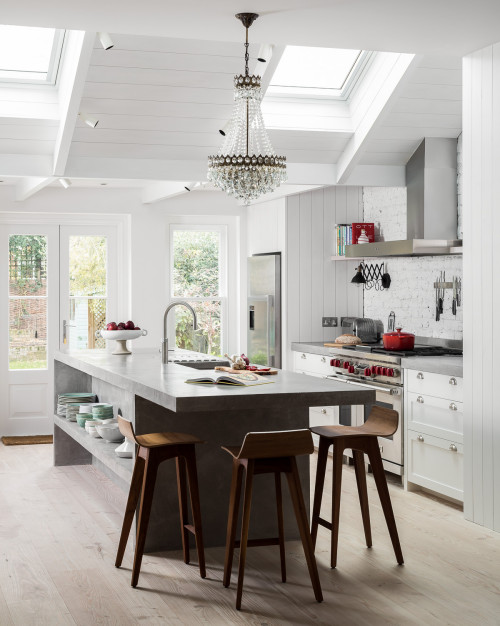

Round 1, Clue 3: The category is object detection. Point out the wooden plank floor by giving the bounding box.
[1,442,499,625]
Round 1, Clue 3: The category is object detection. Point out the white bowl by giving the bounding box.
[96,424,124,443]
[99,329,147,341]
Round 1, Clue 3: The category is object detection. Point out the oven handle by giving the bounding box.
[326,374,401,395]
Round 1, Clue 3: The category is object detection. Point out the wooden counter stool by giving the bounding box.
[310,406,404,569]
[222,429,323,610]
[115,416,206,587]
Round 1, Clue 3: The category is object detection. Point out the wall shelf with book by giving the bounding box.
[334,222,374,257]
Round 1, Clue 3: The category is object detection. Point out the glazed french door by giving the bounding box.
[59,225,118,353]
[0,225,59,436]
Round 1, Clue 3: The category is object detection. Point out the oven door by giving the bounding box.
[326,374,403,472]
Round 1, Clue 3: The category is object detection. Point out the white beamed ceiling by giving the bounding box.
[0,29,463,194]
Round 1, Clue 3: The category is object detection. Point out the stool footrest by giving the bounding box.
[234,537,281,548]
[184,524,196,535]
[317,517,333,531]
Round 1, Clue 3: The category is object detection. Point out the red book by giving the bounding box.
[352,223,375,245]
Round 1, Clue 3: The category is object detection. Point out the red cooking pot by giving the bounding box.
[382,327,415,351]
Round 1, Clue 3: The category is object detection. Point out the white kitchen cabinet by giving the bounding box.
[405,370,464,502]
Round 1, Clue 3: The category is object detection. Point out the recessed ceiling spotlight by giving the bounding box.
[59,178,71,189]
[79,113,99,128]
[257,43,273,63]
[184,182,201,192]
[98,32,114,50]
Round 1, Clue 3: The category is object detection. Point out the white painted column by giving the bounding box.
[463,44,500,531]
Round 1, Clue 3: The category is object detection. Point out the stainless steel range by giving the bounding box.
[325,339,462,476]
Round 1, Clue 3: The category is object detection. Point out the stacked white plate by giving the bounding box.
[57,393,96,417]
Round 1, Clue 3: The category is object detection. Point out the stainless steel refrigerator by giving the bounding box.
[247,253,281,368]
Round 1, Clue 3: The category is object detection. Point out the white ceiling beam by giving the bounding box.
[344,165,406,187]
[15,176,55,201]
[335,53,419,184]
[53,31,96,177]
[142,181,193,204]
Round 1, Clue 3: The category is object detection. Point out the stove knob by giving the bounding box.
[376,366,384,375]
[343,361,350,369]
[335,359,342,367]
[364,367,372,377]
[382,367,388,376]
[387,368,395,378]
[348,365,355,374]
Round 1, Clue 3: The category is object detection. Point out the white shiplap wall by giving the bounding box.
[286,187,364,366]
[463,44,500,533]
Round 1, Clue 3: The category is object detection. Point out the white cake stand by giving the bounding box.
[97,329,148,355]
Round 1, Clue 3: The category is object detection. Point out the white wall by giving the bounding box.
[0,185,245,353]
[362,186,463,339]
[463,44,500,532]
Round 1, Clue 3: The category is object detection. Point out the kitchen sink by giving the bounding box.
[176,360,230,370]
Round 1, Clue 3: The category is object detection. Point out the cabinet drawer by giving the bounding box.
[407,392,463,442]
[293,351,331,376]
[407,430,463,501]
[309,406,337,447]
[406,369,463,401]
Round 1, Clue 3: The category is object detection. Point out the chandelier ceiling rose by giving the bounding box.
[206,12,287,205]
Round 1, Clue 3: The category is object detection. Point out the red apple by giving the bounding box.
[241,353,250,366]
[117,323,126,330]
[134,326,141,330]
[125,320,135,330]
[107,322,118,330]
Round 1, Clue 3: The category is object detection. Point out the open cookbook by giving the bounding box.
[185,371,274,386]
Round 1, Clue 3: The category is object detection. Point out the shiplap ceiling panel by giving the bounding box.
[0,139,53,155]
[358,55,462,167]
[84,83,234,105]
[0,125,58,141]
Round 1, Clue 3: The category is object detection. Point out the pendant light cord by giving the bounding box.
[245,26,249,156]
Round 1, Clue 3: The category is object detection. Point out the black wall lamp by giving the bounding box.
[351,262,391,291]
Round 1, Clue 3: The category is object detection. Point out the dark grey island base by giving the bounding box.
[54,350,375,552]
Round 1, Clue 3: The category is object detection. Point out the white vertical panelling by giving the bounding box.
[346,187,364,316]
[299,192,313,340]
[463,43,500,532]
[286,195,301,367]
[323,187,336,342]
[311,189,324,341]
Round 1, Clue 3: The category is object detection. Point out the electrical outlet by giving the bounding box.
[322,317,338,327]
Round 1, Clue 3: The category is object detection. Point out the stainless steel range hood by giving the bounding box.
[345,138,462,258]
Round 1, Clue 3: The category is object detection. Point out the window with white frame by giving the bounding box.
[170,225,227,356]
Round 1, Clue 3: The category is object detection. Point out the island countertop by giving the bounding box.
[54,349,375,413]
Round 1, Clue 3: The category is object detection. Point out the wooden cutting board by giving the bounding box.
[214,366,278,375]
[323,342,364,348]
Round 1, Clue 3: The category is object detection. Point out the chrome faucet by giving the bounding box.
[161,301,198,364]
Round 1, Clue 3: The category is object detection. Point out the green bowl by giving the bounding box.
[76,415,94,428]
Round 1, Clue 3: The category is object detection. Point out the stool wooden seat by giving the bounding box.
[222,429,323,610]
[115,416,206,587]
[310,406,404,569]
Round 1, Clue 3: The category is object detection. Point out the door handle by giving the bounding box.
[62,320,75,344]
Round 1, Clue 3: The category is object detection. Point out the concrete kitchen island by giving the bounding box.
[54,350,375,551]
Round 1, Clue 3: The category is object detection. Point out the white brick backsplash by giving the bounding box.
[362,179,463,340]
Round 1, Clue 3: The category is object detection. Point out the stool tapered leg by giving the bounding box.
[353,449,372,548]
[274,472,286,582]
[115,451,145,568]
[236,460,255,611]
[223,460,243,588]
[176,455,190,565]
[131,451,159,587]
[367,439,404,565]
[311,436,329,548]
[330,441,345,569]
[286,458,323,603]
[185,446,206,579]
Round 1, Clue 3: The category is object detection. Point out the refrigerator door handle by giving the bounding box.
[267,294,274,367]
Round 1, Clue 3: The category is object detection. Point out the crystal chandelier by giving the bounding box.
[207,13,287,205]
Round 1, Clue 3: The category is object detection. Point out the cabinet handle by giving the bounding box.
[417,372,424,380]
[301,353,306,359]
[321,408,327,414]
[416,396,424,404]
[417,435,424,442]
[449,402,457,411]
[321,356,326,363]
[449,443,458,452]
[449,377,457,386]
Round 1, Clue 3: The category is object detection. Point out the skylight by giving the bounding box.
[0,25,64,84]
[269,46,368,98]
